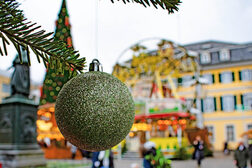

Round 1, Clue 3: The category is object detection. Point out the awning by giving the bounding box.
[135,112,192,120]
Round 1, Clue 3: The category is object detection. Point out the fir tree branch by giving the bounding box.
[0,0,86,75]
[0,0,179,75]
[110,0,181,13]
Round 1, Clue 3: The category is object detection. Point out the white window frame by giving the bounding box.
[247,124,252,130]
[200,52,211,64]
[223,95,235,112]
[182,75,193,87]
[242,93,252,111]
[219,49,230,61]
[221,71,232,84]
[241,69,252,82]
[186,98,194,109]
[203,97,215,113]
[225,124,236,142]
[207,125,215,143]
[202,74,213,84]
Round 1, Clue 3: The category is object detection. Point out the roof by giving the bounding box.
[184,40,238,52]
[135,112,193,120]
[183,40,252,66]
[117,40,252,68]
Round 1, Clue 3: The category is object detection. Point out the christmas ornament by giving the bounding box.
[55,59,135,151]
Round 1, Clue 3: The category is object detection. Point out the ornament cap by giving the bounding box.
[89,59,103,72]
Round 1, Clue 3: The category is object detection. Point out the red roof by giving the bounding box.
[135,112,191,120]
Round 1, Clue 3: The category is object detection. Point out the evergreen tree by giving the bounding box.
[40,0,75,105]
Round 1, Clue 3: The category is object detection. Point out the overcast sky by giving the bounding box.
[0,0,252,83]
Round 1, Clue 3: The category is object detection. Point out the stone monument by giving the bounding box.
[0,47,46,167]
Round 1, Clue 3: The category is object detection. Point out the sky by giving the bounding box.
[0,0,252,84]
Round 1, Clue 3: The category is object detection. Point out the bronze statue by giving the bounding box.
[10,47,30,97]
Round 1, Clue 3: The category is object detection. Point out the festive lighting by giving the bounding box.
[129,132,135,137]
[49,107,55,112]
[131,123,152,131]
[179,119,187,125]
[36,120,53,131]
[172,120,178,125]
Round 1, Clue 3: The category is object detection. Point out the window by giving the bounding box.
[177,78,182,86]
[219,49,230,61]
[182,75,193,87]
[220,71,233,83]
[169,78,178,88]
[226,125,235,141]
[242,93,252,111]
[197,99,202,112]
[248,124,252,130]
[200,52,211,64]
[186,98,194,109]
[202,74,214,84]
[222,95,235,112]
[2,83,10,93]
[203,97,215,113]
[207,126,215,143]
[240,69,252,81]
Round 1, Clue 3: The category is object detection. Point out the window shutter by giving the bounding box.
[178,78,182,85]
[201,99,204,113]
[212,74,215,83]
[232,72,235,82]
[220,96,223,111]
[234,95,237,110]
[239,71,242,81]
[219,73,222,83]
[241,94,243,106]
[214,97,217,111]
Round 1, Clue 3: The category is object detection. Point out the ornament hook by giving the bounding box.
[89,59,103,72]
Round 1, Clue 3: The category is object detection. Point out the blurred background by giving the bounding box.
[0,0,251,168]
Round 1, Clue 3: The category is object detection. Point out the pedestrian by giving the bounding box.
[223,141,230,155]
[80,149,92,159]
[142,141,156,168]
[92,150,114,168]
[234,140,249,168]
[192,135,204,168]
[44,137,51,148]
[248,136,252,168]
[70,144,77,159]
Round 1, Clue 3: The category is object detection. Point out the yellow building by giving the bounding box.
[0,69,11,102]
[177,41,252,151]
[113,40,251,152]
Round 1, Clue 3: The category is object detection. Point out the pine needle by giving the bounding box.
[0,0,85,73]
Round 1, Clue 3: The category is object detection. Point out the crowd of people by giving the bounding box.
[191,135,252,168]
[39,136,252,168]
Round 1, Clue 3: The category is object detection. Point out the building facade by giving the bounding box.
[177,41,252,150]
[0,70,11,102]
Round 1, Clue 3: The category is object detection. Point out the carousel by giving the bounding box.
[112,39,204,157]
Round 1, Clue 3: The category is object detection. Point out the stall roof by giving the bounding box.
[135,112,194,120]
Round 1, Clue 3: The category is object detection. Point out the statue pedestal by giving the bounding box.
[0,96,46,167]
